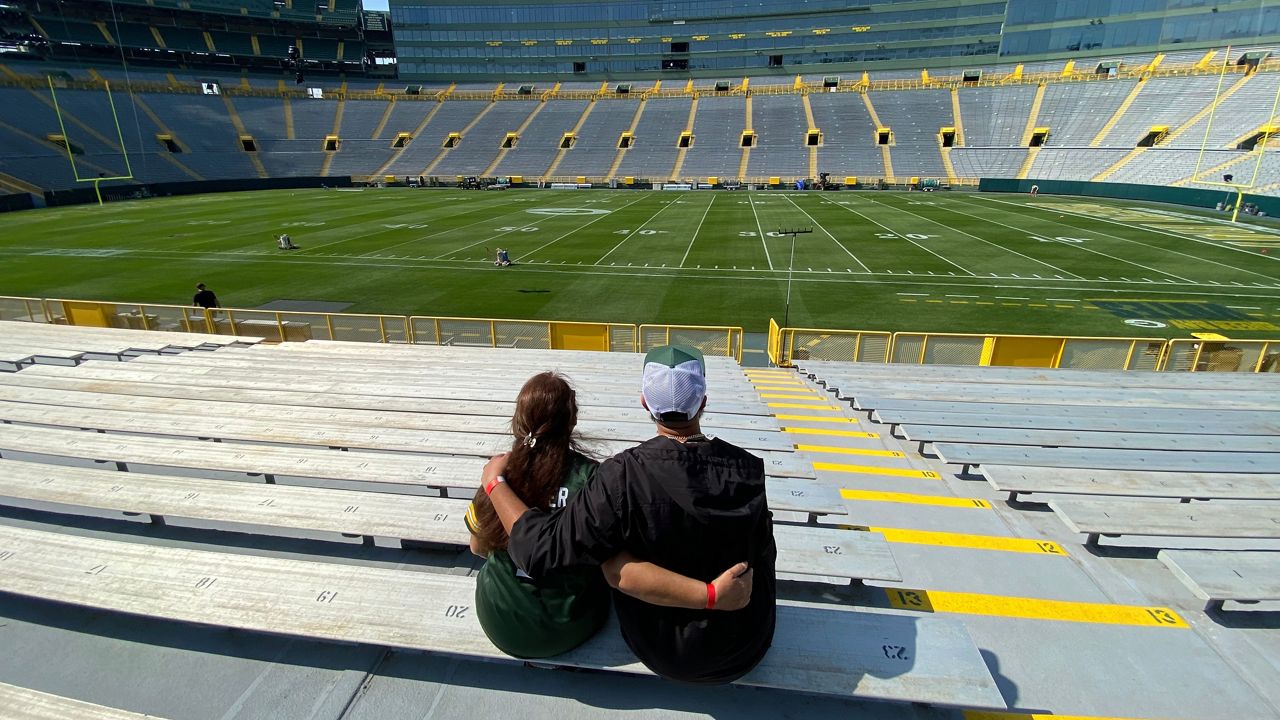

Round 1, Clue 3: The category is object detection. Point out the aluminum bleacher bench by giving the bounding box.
[0,371,781,430]
[0,524,1004,708]
[932,443,1280,476]
[0,383,791,452]
[899,424,1280,455]
[1049,499,1280,547]
[0,320,258,351]
[825,379,1280,412]
[0,459,883,582]
[981,465,1280,504]
[797,360,1280,391]
[1158,550,1280,612]
[33,363,773,415]
[0,424,838,515]
[0,681,170,720]
[852,396,1279,425]
[871,409,1280,437]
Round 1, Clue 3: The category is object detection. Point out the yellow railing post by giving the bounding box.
[325,315,336,340]
[378,316,388,343]
[1123,340,1137,370]
[490,320,497,348]
[434,318,442,345]
[274,312,286,343]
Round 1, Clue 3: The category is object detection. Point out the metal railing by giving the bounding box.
[409,315,636,352]
[1162,339,1280,373]
[888,332,1167,370]
[638,324,744,362]
[770,325,893,366]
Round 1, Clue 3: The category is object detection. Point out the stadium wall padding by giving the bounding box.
[41,176,354,207]
[0,193,37,213]
[979,178,1280,216]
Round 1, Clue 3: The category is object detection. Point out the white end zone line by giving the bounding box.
[781,195,870,273]
[937,197,1196,284]
[857,193,1083,279]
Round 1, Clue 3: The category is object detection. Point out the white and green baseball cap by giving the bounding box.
[641,344,706,421]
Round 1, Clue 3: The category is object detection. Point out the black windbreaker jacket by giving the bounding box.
[507,435,777,684]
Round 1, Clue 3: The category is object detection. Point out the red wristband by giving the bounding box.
[484,475,505,496]
[705,582,716,610]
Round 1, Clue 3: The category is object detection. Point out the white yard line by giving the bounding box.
[297,196,514,255]
[977,195,1280,279]
[431,194,612,260]
[518,194,651,261]
[781,195,871,273]
[824,196,976,276]
[594,193,686,265]
[857,194,1083,279]
[679,193,717,268]
[937,198,1196,284]
[748,193,775,270]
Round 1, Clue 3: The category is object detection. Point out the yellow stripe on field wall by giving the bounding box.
[783,427,877,438]
[843,526,1068,555]
[818,462,941,479]
[796,444,904,458]
[774,415,858,424]
[840,489,991,509]
[767,402,839,410]
[886,589,1188,628]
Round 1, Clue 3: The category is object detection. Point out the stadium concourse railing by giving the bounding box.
[765,322,1280,373]
[0,296,742,359]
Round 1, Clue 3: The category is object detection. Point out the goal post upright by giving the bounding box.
[47,76,135,205]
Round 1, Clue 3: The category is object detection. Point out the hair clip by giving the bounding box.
[523,435,538,448]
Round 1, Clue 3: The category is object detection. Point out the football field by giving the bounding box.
[4,187,1280,337]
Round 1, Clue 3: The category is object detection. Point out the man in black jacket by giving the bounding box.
[483,344,776,684]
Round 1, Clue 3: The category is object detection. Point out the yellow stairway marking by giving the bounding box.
[483,100,547,176]
[94,22,114,45]
[606,98,646,180]
[250,34,261,56]
[543,99,596,179]
[844,526,1067,555]
[783,427,877,439]
[737,95,752,179]
[796,445,904,459]
[319,98,345,177]
[1090,78,1147,146]
[774,415,858,424]
[668,96,699,181]
[886,589,1187,628]
[424,101,495,175]
[371,99,395,139]
[203,31,216,52]
[759,393,820,400]
[129,95,203,181]
[950,87,965,146]
[1016,147,1039,180]
[221,96,268,178]
[86,68,104,83]
[374,100,443,177]
[767,402,839,410]
[1160,71,1254,146]
[840,489,990,508]
[282,97,295,140]
[0,170,42,195]
[149,25,166,49]
[861,92,893,179]
[1018,82,1046,146]
[1173,149,1257,187]
[801,93,818,177]
[821,463,941,479]
[1092,146,1145,182]
[939,145,957,182]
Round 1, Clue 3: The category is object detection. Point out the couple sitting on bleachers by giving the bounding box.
[464,344,777,684]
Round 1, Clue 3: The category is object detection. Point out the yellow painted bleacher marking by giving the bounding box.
[840,489,991,509]
[774,415,859,424]
[760,393,821,399]
[767,402,839,410]
[753,385,811,391]
[750,379,805,386]
[842,526,1067,555]
[886,589,1188,628]
[783,427,878,439]
[821,463,942,479]
[796,444,904,459]
[744,370,793,377]
[962,707,1157,712]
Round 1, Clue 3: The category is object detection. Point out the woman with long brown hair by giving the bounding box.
[466,371,751,659]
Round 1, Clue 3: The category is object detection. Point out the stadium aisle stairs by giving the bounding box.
[753,365,1280,720]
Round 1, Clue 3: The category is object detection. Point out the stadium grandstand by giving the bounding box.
[1,1,1280,720]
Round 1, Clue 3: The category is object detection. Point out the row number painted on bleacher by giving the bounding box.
[1146,608,1181,625]
[445,605,469,619]
[822,545,843,555]
[433,514,449,522]
[0,551,13,562]
[195,577,218,590]
[891,590,925,608]
[922,471,941,479]
[882,645,910,660]
[316,590,339,603]
[85,564,108,576]
[1036,542,1064,555]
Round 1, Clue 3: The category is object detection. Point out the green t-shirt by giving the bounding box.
[465,452,611,659]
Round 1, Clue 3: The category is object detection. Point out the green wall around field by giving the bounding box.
[979,178,1280,217]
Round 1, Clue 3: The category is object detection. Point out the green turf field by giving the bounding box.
[4,188,1280,337]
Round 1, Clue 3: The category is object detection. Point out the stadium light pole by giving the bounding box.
[777,227,812,329]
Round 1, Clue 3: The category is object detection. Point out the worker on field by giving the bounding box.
[495,247,512,266]
[276,233,298,250]
[1029,184,1040,198]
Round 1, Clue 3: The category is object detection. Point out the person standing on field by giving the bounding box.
[192,283,219,309]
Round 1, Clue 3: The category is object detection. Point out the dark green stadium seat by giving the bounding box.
[255,34,293,58]
[209,32,256,56]
[302,38,339,61]
[113,23,159,50]
[35,17,110,45]
[159,27,209,53]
